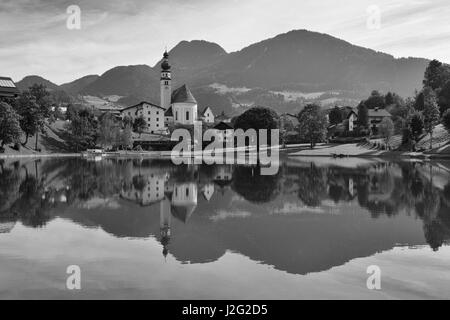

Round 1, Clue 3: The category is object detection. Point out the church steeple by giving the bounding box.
[160,50,172,110]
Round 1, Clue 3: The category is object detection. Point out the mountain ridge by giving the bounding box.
[16,29,430,114]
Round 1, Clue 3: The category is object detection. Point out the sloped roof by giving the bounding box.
[214,121,233,131]
[171,204,196,223]
[201,107,212,116]
[121,101,165,112]
[368,108,391,117]
[165,106,173,116]
[171,84,197,104]
[0,77,19,97]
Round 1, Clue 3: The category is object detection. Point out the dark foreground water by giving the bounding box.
[0,156,449,299]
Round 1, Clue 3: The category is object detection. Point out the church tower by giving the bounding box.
[160,50,172,110]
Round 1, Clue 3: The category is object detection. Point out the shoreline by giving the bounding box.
[1,147,449,160]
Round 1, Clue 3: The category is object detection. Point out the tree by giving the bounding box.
[234,106,279,149]
[329,106,343,125]
[385,92,395,106]
[0,102,22,148]
[296,104,328,149]
[97,112,116,149]
[364,90,385,109]
[443,109,450,134]
[409,112,424,142]
[234,106,279,131]
[133,116,147,137]
[15,92,44,146]
[422,87,441,149]
[423,59,448,91]
[414,90,425,111]
[357,102,369,128]
[28,84,54,150]
[379,117,395,147]
[65,108,97,152]
[121,124,133,150]
[438,80,450,115]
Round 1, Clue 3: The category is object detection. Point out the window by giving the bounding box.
[156,118,159,121]
[175,111,178,121]
[148,118,151,122]
[186,111,189,121]
[186,188,189,197]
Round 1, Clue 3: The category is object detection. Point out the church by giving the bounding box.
[120,50,214,133]
[160,51,211,126]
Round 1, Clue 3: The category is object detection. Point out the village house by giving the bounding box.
[346,109,358,132]
[368,107,392,132]
[0,77,19,98]
[199,107,215,123]
[326,106,358,136]
[120,101,166,134]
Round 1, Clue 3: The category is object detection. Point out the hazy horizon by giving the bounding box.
[1,0,449,84]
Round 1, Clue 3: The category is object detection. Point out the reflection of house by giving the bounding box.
[202,183,214,201]
[121,173,167,206]
[120,102,166,134]
[171,183,198,223]
[213,165,234,194]
[0,77,19,97]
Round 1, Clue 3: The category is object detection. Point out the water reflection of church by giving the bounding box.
[120,165,234,258]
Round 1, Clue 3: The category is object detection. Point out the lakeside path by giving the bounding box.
[287,143,450,159]
[0,153,81,159]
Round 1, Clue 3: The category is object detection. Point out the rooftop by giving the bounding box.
[368,108,391,117]
[121,101,165,112]
[171,85,197,104]
[0,77,19,97]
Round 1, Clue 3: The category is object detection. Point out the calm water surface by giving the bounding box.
[0,156,449,299]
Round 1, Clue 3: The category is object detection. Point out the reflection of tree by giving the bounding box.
[132,175,146,192]
[12,175,53,227]
[0,162,21,213]
[328,184,344,203]
[296,164,327,207]
[231,165,281,203]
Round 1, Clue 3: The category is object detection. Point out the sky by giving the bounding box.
[1,0,450,84]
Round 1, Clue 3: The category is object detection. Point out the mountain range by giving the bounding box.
[15,29,430,115]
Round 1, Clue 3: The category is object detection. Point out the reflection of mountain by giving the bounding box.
[1,157,450,275]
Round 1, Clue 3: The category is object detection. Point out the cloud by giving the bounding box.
[1,0,449,84]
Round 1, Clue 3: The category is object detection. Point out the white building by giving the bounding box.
[200,107,215,124]
[347,110,358,132]
[120,102,166,134]
[171,182,198,223]
[202,183,215,201]
[160,51,213,126]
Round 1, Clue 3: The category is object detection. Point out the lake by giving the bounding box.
[0,156,449,299]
